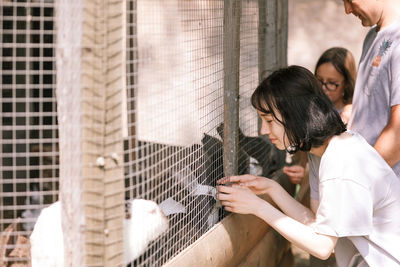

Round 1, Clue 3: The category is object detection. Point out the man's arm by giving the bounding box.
[374,104,400,167]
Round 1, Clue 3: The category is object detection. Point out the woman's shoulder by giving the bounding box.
[320,132,369,173]
[326,131,381,163]
[321,131,394,183]
[327,131,364,151]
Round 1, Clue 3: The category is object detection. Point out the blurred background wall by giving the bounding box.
[288,0,369,71]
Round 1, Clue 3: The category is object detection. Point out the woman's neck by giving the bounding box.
[334,101,345,113]
[310,138,332,158]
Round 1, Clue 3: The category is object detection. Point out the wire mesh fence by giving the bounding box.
[1,1,58,265]
[124,1,227,265]
[123,1,286,266]
[1,0,288,266]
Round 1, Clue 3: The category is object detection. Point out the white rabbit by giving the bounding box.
[124,199,169,264]
[30,199,169,266]
[30,201,64,267]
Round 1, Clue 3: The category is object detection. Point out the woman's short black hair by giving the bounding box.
[251,65,346,153]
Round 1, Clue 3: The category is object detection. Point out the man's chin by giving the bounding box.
[353,15,370,27]
[360,19,373,27]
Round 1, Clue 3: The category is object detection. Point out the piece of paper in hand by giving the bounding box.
[172,168,217,199]
[192,184,217,199]
[159,197,187,216]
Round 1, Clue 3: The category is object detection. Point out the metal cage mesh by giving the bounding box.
[124,1,265,266]
[1,1,58,264]
[1,0,286,266]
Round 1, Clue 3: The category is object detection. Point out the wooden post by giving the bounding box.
[258,0,288,75]
[55,0,126,266]
[277,0,288,68]
[223,0,241,177]
[55,1,85,265]
[258,0,277,133]
[258,0,288,131]
[258,0,278,81]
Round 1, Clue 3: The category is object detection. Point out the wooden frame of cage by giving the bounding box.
[165,0,290,266]
[55,0,289,266]
[163,195,293,267]
[56,0,126,266]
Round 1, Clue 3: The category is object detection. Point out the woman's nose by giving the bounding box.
[260,121,270,135]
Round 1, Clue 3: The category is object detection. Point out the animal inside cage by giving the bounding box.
[0,0,291,266]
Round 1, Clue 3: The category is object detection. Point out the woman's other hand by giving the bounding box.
[217,174,276,195]
[341,104,352,124]
[216,184,265,214]
[283,165,305,184]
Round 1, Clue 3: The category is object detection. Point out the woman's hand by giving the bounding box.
[283,165,305,184]
[216,184,266,214]
[217,174,276,195]
[341,104,352,124]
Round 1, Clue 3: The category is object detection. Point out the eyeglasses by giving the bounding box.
[317,79,342,92]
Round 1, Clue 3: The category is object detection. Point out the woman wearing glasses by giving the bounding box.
[315,47,356,124]
[283,48,357,185]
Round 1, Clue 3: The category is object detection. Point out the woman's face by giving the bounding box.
[315,62,345,109]
[258,109,289,150]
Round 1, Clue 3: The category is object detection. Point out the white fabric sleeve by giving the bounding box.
[307,153,320,200]
[313,178,373,237]
[390,43,400,107]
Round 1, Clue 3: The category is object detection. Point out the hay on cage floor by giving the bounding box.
[0,220,31,267]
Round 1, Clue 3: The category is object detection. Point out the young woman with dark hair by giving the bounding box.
[217,66,400,266]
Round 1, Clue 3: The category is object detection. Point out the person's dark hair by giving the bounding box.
[315,47,356,104]
[251,65,346,153]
